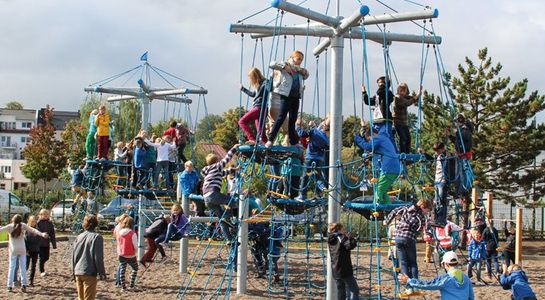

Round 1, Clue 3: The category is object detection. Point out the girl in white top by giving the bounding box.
[0,214,47,292]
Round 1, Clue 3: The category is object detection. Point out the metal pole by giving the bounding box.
[179,180,189,274]
[137,194,145,261]
[237,196,249,294]
[326,35,343,300]
[142,97,150,130]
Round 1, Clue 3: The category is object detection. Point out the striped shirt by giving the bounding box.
[201,147,237,195]
[384,205,425,241]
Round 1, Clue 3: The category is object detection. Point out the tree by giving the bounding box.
[61,120,87,168]
[342,115,362,148]
[4,101,23,110]
[212,107,246,150]
[195,114,224,143]
[21,106,67,199]
[421,48,545,204]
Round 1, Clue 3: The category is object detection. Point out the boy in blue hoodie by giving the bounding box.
[399,251,474,300]
[296,118,329,200]
[467,229,487,284]
[354,127,400,204]
[500,264,537,300]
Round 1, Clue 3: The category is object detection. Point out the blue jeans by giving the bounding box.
[8,255,27,288]
[268,96,300,146]
[156,223,183,244]
[467,259,482,280]
[485,250,500,276]
[335,275,359,300]
[204,191,234,241]
[434,182,449,225]
[300,159,325,199]
[395,237,418,279]
[153,161,170,188]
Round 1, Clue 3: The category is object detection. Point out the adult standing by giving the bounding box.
[72,215,106,300]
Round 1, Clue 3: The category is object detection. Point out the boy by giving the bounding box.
[500,264,537,300]
[328,223,359,300]
[362,76,397,151]
[431,142,450,227]
[467,229,487,284]
[399,251,474,299]
[482,220,500,280]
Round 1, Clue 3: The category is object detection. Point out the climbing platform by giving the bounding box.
[270,197,326,215]
[115,188,175,200]
[344,198,411,220]
[237,144,303,164]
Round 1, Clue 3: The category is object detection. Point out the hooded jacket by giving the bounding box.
[354,133,400,175]
[116,228,137,258]
[500,270,536,300]
[328,232,357,279]
[296,126,329,161]
[467,239,487,260]
[269,61,309,97]
[407,267,475,300]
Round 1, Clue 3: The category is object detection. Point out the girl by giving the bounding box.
[266,50,309,147]
[157,204,191,247]
[0,215,48,292]
[25,216,41,287]
[116,216,138,290]
[392,83,421,154]
[37,209,56,277]
[94,104,110,160]
[239,67,269,145]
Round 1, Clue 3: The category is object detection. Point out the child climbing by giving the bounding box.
[24,216,41,287]
[115,216,138,290]
[354,127,400,204]
[328,223,359,300]
[467,229,487,285]
[37,209,56,278]
[0,214,48,292]
[393,83,421,153]
[362,76,397,151]
[500,264,537,300]
[239,67,270,145]
[94,104,110,160]
[201,144,239,243]
[157,204,191,247]
[85,109,98,160]
[266,50,310,148]
[141,214,170,267]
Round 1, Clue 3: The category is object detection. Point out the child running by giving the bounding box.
[0,215,48,292]
[37,209,56,278]
[115,216,138,290]
[239,67,270,145]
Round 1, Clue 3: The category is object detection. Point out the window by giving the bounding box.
[0,184,5,189]
[1,166,11,173]
[20,136,29,144]
[21,122,32,129]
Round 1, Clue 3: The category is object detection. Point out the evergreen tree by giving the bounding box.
[421,48,545,204]
[211,107,246,150]
[195,114,224,143]
[61,120,86,168]
[4,101,23,110]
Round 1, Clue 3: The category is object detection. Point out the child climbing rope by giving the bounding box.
[327,223,359,300]
[266,50,309,148]
[431,142,450,227]
[393,83,421,154]
[239,67,270,145]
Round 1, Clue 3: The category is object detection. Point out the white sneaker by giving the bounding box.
[40,272,47,277]
[265,141,273,148]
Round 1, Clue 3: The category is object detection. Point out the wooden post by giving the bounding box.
[486,192,493,220]
[471,188,478,225]
[515,208,523,265]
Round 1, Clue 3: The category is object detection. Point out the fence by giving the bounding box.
[491,201,545,239]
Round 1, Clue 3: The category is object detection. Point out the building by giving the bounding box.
[0,108,80,191]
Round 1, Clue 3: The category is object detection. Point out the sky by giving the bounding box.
[0,0,544,125]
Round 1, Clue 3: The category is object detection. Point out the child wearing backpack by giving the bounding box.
[116,216,138,290]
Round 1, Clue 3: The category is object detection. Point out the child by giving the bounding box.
[176,123,190,163]
[85,109,98,159]
[132,137,147,188]
[25,216,41,287]
[37,209,56,277]
[392,83,421,154]
[266,50,310,147]
[354,127,400,204]
[388,214,401,265]
[146,136,176,189]
[180,161,202,215]
[431,142,450,227]
[239,67,270,145]
[328,223,359,300]
[296,117,330,200]
[113,214,129,286]
[399,251,474,299]
[86,191,98,215]
[503,220,516,268]
[116,216,138,290]
[482,220,500,280]
[362,76,397,150]
[114,142,128,186]
[278,155,303,200]
[500,264,537,300]
[157,204,191,247]
[0,215,48,292]
[467,229,487,284]
[142,215,170,267]
[94,104,110,160]
[201,144,239,242]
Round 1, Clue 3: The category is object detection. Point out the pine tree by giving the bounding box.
[422,48,545,204]
[212,107,246,150]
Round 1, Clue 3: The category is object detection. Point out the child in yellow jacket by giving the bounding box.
[95,104,110,160]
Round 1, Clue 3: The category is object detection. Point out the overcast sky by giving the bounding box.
[0,0,543,125]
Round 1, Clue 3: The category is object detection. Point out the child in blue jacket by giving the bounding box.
[296,118,329,200]
[500,264,536,300]
[467,229,487,284]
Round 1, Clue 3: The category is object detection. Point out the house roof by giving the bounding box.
[197,143,227,158]
[0,109,35,120]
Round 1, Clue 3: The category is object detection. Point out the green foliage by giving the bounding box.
[342,115,362,148]
[421,48,545,204]
[112,99,141,141]
[195,114,224,143]
[61,120,86,168]
[212,107,246,150]
[149,118,175,139]
[4,101,23,110]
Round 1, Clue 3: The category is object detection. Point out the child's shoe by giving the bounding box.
[21,285,26,293]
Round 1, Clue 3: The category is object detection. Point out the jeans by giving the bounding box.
[335,275,359,300]
[396,237,418,279]
[239,106,268,143]
[7,255,27,288]
[434,182,449,225]
[205,191,234,241]
[300,159,325,199]
[485,249,500,276]
[156,223,183,244]
[467,259,482,280]
[394,124,411,154]
[268,96,300,146]
[154,161,170,188]
[503,250,515,268]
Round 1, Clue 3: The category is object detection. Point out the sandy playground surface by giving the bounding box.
[0,238,543,299]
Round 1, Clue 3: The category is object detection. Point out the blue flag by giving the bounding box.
[140,51,148,61]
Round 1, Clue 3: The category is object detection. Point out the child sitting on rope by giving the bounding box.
[201,144,240,243]
[296,117,330,200]
[327,223,359,300]
[362,76,397,152]
[239,67,270,145]
[354,126,400,204]
[500,264,537,300]
[399,251,474,299]
[393,83,421,154]
[156,203,191,248]
[467,229,487,285]
[266,50,309,148]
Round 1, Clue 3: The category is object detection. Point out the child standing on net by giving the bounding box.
[94,104,110,160]
[0,215,48,292]
[239,67,269,145]
[25,216,41,287]
[328,223,359,300]
[392,83,421,154]
[116,216,138,290]
[85,109,98,160]
[467,229,487,284]
[37,209,56,277]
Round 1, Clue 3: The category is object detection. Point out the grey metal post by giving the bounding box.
[237,196,249,294]
[179,177,189,274]
[326,35,344,300]
[142,97,150,131]
[137,193,145,260]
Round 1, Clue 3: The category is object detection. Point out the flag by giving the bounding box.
[140,51,148,61]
